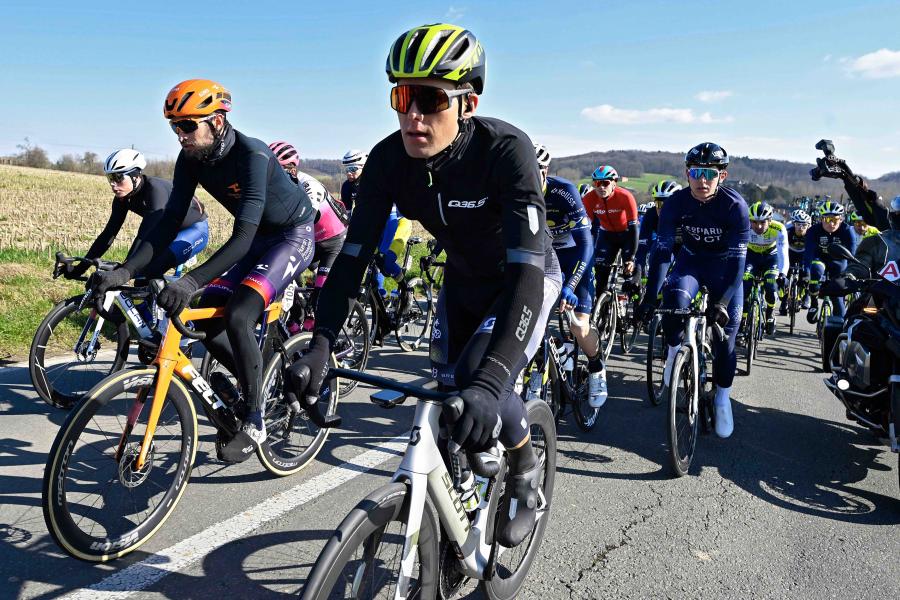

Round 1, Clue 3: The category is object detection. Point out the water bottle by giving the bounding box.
[458,469,479,512]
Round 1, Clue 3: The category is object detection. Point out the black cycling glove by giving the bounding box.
[158,274,198,317]
[706,303,730,328]
[91,267,131,300]
[450,385,502,452]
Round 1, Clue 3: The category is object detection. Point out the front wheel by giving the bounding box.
[30,295,131,409]
[42,367,198,561]
[301,482,440,599]
[395,277,433,352]
[591,293,617,361]
[668,346,698,477]
[645,315,666,406]
[744,301,756,375]
[818,300,834,373]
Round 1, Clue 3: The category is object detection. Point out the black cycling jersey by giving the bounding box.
[340,179,359,214]
[124,124,315,286]
[317,116,553,398]
[85,175,205,260]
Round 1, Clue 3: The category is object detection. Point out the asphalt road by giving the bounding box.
[1,318,898,599]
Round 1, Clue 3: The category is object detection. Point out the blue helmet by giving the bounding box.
[591,165,618,181]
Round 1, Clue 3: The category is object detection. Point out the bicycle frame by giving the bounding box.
[129,301,284,470]
[392,398,519,594]
[74,290,153,359]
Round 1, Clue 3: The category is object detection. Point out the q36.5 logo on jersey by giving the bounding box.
[447,197,487,209]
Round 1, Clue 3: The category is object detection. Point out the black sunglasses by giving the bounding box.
[169,114,216,134]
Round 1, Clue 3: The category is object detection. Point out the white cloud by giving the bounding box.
[445,5,466,21]
[695,90,733,103]
[845,48,900,79]
[581,104,733,125]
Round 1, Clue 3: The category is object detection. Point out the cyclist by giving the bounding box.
[269,141,349,331]
[826,196,900,287]
[743,201,788,336]
[637,142,750,439]
[805,201,856,323]
[534,143,606,406]
[633,180,682,293]
[64,149,209,281]
[578,182,591,198]
[92,79,317,463]
[581,165,639,294]
[339,149,367,214]
[849,211,880,243]
[289,23,562,548]
[784,209,812,313]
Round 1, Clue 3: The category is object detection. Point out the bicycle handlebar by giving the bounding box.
[54,252,118,281]
[149,279,207,340]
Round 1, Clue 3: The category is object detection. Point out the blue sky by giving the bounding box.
[2,0,900,176]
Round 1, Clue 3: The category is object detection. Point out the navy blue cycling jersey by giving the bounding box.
[544,176,592,290]
[803,221,856,268]
[786,222,808,254]
[647,186,750,305]
[635,206,659,266]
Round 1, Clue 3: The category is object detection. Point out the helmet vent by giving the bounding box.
[176,91,194,113]
[404,29,428,74]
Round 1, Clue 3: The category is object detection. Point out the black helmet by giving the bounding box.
[685,142,729,168]
[386,24,486,94]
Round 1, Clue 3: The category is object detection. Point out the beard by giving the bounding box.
[183,140,214,160]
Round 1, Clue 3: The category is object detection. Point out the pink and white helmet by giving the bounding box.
[269,141,299,168]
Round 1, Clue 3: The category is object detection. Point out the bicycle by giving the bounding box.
[29,252,195,409]
[524,309,598,431]
[277,281,370,395]
[363,236,433,352]
[591,255,623,361]
[740,271,766,375]
[42,281,340,562]
[657,288,722,477]
[784,265,806,335]
[301,367,556,600]
[645,313,666,406]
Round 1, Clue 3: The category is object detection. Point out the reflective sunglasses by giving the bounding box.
[822,216,842,224]
[169,114,216,134]
[345,165,362,174]
[390,84,471,115]
[106,173,127,184]
[593,179,614,188]
[687,167,720,180]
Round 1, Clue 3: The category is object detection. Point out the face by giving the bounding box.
[853,220,867,235]
[822,216,842,233]
[686,167,726,201]
[171,113,224,159]
[794,222,810,236]
[345,166,361,181]
[395,78,477,159]
[594,179,616,199]
[107,173,135,199]
[751,219,769,234]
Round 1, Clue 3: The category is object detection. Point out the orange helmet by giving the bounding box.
[163,79,232,119]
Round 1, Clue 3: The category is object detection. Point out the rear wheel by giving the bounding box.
[256,333,340,476]
[619,301,639,354]
[42,367,197,561]
[668,346,697,477]
[788,279,797,335]
[645,315,666,406]
[30,295,131,409]
[744,300,757,375]
[395,277,433,352]
[335,300,370,395]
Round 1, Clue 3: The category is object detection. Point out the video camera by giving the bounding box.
[809,139,846,181]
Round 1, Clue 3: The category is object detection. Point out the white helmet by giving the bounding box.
[533,143,551,169]
[104,149,146,174]
[342,149,367,168]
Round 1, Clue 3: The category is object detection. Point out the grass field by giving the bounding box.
[0,164,437,361]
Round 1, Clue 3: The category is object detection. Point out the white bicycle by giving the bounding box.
[301,368,557,599]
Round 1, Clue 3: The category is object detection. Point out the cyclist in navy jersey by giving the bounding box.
[289,24,561,548]
[67,149,209,280]
[638,143,749,439]
[92,79,316,462]
[534,143,606,405]
[804,201,856,322]
[784,209,812,312]
[339,149,367,214]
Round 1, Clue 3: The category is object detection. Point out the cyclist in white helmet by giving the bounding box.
[340,149,367,214]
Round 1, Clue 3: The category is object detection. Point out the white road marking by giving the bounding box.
[62,434,409,599]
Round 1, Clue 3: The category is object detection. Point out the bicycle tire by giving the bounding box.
[395,277,433,352]
[30,294,131,409]
[744,300,756,375]
[571,358,600,432]
[788,279,797,335]
[591,293,616,362]
[481,399,557,600]
[42,367,198,561]
[619,304,639,354]
[257,332,340,476]
[818,300,833,373]
[668,346,697,477]
[646,315,666,406]
[301,482,440,599]
[336,300,370,395]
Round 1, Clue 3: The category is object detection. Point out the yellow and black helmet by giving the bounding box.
[386,23,485,94]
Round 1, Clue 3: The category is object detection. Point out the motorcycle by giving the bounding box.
[822,243,900,494]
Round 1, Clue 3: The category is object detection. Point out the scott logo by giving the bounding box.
[447,198,486,209]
